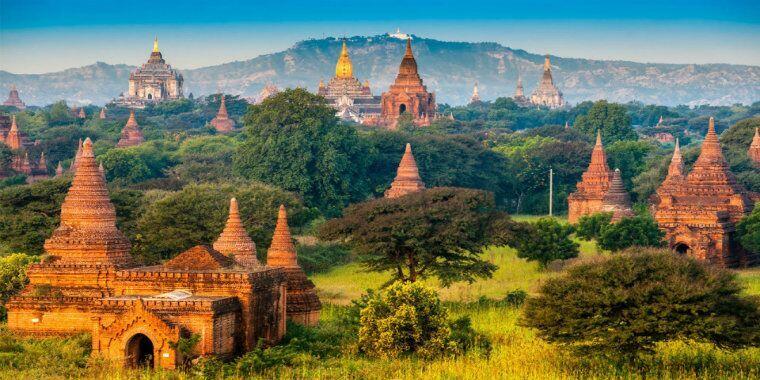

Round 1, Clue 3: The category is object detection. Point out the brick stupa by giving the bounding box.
[78,108,86,119]
[213,198,260,268]
[5,115,23,150]
[385,143,426,198]
[99,108,107,119]
[567,131,614,223]
[71,139,83,172]
[116,110,145,147]
[654,117,755,267]
[749,128,760,165]
[44,138,134,267]
[267,205,321,326]
[210,94,235,133]
[600,168,634,222]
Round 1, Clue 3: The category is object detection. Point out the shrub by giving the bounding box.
[0,254,38,321]
[597,214,664,251]
[295,243,351,274]
[358,282,451,359]
[575,212,613,241]
[513,218,579,268]
[736,203,760,254]
[522,248,760,358]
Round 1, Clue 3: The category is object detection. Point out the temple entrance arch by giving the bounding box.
[674,243,690,255]
[399,104,407,114]
[126,333,154,368]
[147,94,153,100]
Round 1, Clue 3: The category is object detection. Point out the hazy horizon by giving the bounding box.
[1,0,759,74]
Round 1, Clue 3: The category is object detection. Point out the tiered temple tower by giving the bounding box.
[210,94,236,133]
[530,55,565,109]
[748,128,760,165]
[654,118,755,267]
[470,82,481,104]
[568,131,632,223]
[5,115,23,150]
[317,40,380,123]
[213,198,260,268]
[116,110,145,147]
[379,38,436,128]
[99,108,107,119]
[116,38,183,108]
[600,168,635,222]
[513,76,530,106]
[385,143,426,198]
[266,205,322,326]
[3,85,26,109]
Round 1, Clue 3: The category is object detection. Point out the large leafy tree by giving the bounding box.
[234,88,371,215]
[736,203,760,254]
[523,249,760,357]
[0,178,70,254]
[511,218,579,268]
[597,214,664,252]
[574,100,636,143]
[319,187,502,285]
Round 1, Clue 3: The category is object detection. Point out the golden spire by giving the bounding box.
[335,40,353,79]
[153,37,159,53]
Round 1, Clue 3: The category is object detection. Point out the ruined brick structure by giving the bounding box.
[749,127,760,166]
[653,118,756,267]
[116,110,145,148]
[378,38,436,128]
[7,139,321,369]
[210,95,236,133]
[567,131,633,223]
[385,143,425,198]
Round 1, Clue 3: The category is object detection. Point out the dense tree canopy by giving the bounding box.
[574,100,637,144]
[511,218,579,268]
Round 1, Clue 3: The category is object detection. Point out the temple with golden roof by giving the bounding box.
[210,94,236,133]
[317,40,381,123]
[385,143,426,198]
[378,38,436,128]
[567,131,633,223]
[116,109,145,147]
[529,55,565,109]
[653,118,756,267]
[115,38,184,108]
[6,138,321,368]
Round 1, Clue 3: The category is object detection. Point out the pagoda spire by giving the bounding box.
[116,109,145,147]
[586,130,610,172]
[601,168,634,222]
[218,94,228,117]
[747,127,760,165]
[692,117,726,169]
[6,115,22,150]
[668,138,684,178]
[267,205,298,268]
[385,143,426,198]
[210,94,235,133]
[405,37,413,57]
[214,198,260,268]
[72,138,83,172]
[44,138,132,267]
[335,39,353,79]
[37,152,47,171]
[55,161,64,177]
[99,107,106,119]
[153,37,159,53]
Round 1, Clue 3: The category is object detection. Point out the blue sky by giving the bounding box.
[1,0,758,73]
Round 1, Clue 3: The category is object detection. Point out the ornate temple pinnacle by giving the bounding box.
[385,143,425,198]
[267,205,299,268]
[213,198,260,268]
[153,37,159,53]
[405,37,413,57]
[10,115,18,132]
[544,55,551,71]
[335,39,354,79]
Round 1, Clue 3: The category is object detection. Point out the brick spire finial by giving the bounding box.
[214,198,260,268]
[567,130,613,223]
[78,108,86,119]
[72,138,83,172]
[668,138,684,178]
[210,94,235,133]
[691,117,726,171]
[385,143,426,198]
[116,109,144,147]
[748,127,760,165]
[55,161,63,177]
[99,107,106,119]
[267,205,298,268]
[45,138,132,266]
[587,130,610,173]
[37,152,47,171]
[6,115,22,150]
[601,168,634,222]
[218,94,228,117]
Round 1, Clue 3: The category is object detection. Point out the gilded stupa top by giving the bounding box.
[335,40,353,79]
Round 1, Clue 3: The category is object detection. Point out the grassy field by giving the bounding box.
[1,239,759,379]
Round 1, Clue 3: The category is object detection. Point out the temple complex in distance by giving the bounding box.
[6,138,321,369]
[210,94,236,133]
[529,55,565,109]
[749,128,760,165]
[3,85,26,109]
[115,38,184,108]
[385,143,426,198]
[116,110,145,147]
[317,41,381,123]
[567,131,633,223]
[377,39,436,128]
[0,115,48,183]
[653,118,755,267]
[513,76,531,106]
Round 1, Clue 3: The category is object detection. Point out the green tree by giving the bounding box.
[574,212,613,241]
[736,203,760,254]
[234,89,371,215]
[574,100,636,143]
[319,187,501,285]
[0,253,39,320]
[99,141,176,185]
[597,214,664,251]
[606,140,656,195]
[512,218,579,268]
[0,178,70,254]
[46,101,75,126]
[523,248,760,357]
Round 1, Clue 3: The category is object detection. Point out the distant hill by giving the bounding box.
[2,34,759,106]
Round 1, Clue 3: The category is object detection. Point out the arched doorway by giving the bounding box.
[399,104,407,114]
[147,93,153,100]
[126,333,154,368]
[674,243,690,255]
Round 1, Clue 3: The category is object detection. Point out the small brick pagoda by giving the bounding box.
[116,109,145,147]
[600,168,635,222]
[653,118,755,267]
[210,94,236,133]
[749,127,760,165]
[7,139,321,368]
[385,143,425,198]
[4,115,24,150]
[3,85,26,109]
[266,205,322,326]
[100,107,107,119]
[567,131,633,223]
[378,38,436,128]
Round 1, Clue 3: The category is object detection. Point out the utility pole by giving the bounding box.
[549,168,553,217]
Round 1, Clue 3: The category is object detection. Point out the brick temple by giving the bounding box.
[567,131,633,223]
[653,118,756,267]
[385,143,425,198]
[210,94,236,133]
[6,138,321,369]
[377,38,436,128]
[3,85,26,110]
[116,109,145,147]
